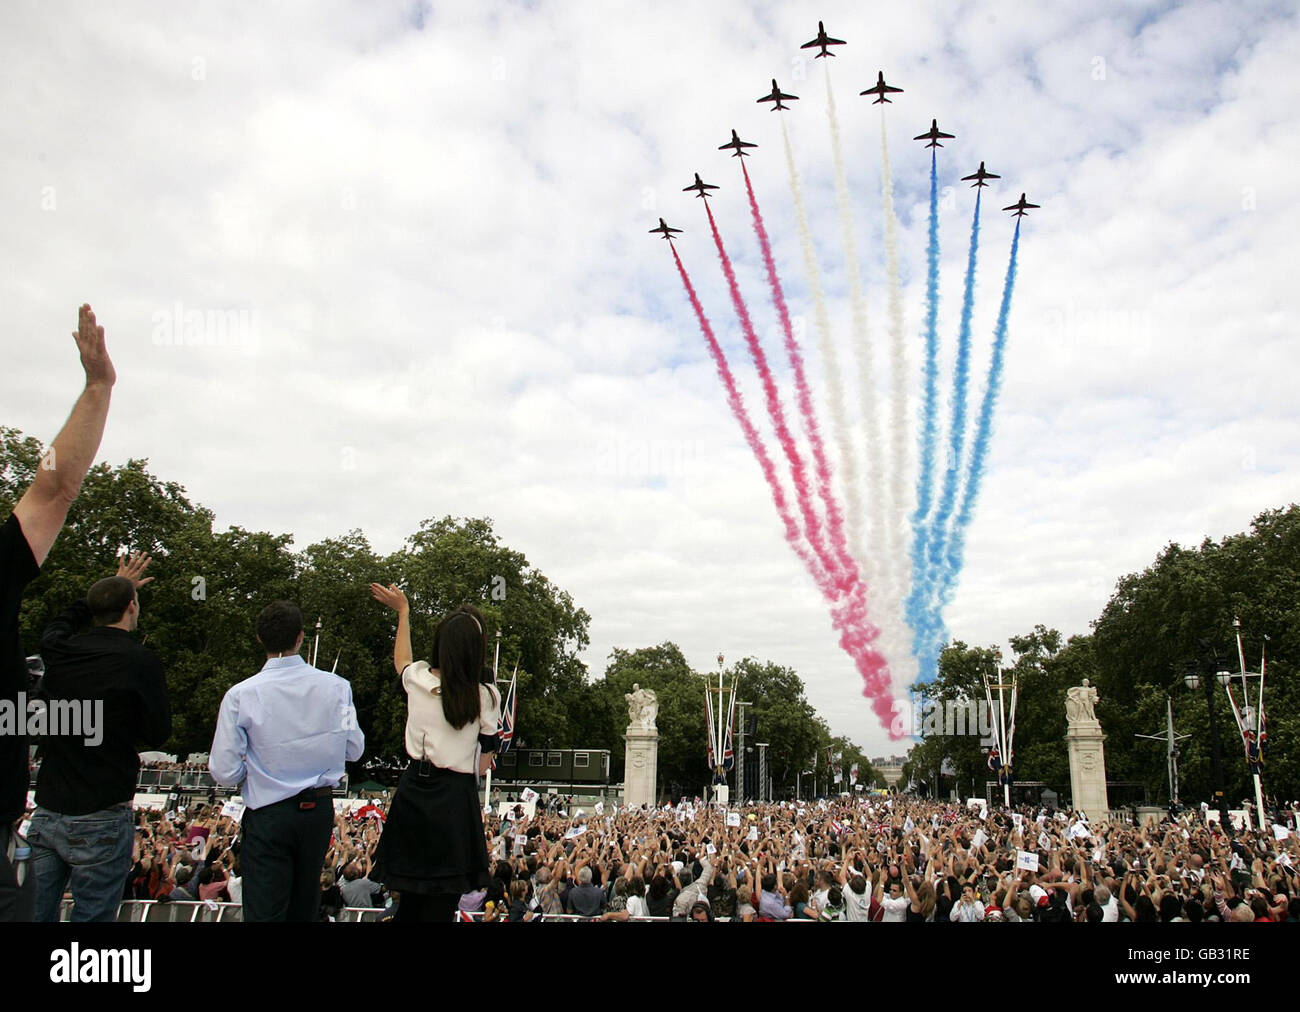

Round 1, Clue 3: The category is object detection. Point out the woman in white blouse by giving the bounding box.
[369,584,501,922]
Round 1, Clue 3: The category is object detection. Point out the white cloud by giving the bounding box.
[2,1,1297,757]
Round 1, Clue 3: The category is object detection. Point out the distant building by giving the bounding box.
[872,755,908,788]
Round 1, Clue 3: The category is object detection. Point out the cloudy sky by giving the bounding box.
[3,1,1296,756]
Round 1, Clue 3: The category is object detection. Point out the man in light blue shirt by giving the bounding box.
[209,601,364,921]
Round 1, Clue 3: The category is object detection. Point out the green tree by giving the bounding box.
[1090,506,1300,805]
[1,431,594,768]
[384,516,591,756]
[585,643,707,797]
[903,506,1300,806]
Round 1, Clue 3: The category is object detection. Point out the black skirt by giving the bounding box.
[372,764,490,896]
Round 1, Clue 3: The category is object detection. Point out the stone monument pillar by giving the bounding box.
[623,684,659,808]
[1065,678,1110,821]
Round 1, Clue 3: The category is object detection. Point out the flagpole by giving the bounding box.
[1253,637,1267,830]
[996,663,1009,808]
[1234,619,1266,831]
[1006,671,1017,809]
[485,629,502,812]
[717,669,725,782]
[311,616,322,668]
[1253,642,1263,822]
[1167,697,1179,806]
[1235,619,1254,828]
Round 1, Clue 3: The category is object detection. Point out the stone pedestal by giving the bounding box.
[624,727,659,809]
[1066,724,1110,821]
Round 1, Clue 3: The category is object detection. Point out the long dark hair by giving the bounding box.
[433,610,486,729]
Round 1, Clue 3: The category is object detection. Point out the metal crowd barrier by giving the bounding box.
[58,900,387,923]
[58,901,819,923]
[453,912,817,922]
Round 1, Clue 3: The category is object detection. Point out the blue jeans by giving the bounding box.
[27,804,134,922]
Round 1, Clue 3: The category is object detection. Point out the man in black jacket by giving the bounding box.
[27,553,170,921]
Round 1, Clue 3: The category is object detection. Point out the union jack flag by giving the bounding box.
[491,661,518,771]
[987,746,1001,772]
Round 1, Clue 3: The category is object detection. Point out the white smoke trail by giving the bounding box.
[779,116,851,573]
[878,105,916,694]
[824,70,884,588]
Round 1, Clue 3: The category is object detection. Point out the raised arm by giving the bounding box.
[369,583,412,674]
[1119,873,1139,921]
[12,305,116,566]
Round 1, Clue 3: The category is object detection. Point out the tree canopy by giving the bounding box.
[2,428,871,791]
[904,506,1300,806]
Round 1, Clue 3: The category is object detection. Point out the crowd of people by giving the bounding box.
[90,792,1300,923]
[3,306,1299,926]
[138,760,211,773]
[464,795,1300,922]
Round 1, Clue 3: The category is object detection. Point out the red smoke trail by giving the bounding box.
[741,162,896,725]
[668,242,834,599]
[740,162,865,606]
[670,239,899,738]
[702,200,847,599]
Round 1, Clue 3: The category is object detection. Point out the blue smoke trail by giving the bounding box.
[910,189,981,681]
[935,218,1021,615]
[905,150,942,679]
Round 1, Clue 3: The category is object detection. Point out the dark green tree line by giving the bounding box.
[3,427,875,789]
[904,506,1300,805]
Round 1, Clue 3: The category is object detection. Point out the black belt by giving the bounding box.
[290,786,334,810]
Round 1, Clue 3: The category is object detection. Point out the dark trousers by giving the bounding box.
[240,792,333,922]
[394,891,460,923]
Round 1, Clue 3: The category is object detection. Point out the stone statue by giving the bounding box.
[625,683,658,730]
[1065,679,1100,726]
